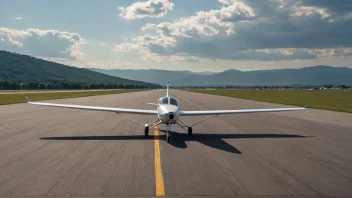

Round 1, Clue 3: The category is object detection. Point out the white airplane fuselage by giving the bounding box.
[156,96,180,125]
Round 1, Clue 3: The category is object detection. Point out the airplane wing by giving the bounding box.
[26,97,158,115]
[180,105,308,116]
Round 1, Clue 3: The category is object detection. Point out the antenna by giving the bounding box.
[166,80,169,97]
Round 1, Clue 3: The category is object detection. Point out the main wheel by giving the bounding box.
[188,127,193,136]
[167,135,171,143]
[144,127,149,136]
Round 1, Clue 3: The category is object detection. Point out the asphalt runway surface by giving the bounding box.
[0,89,351,198]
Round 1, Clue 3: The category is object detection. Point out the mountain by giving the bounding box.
[90,66,352,86]
[88,68,197,85]
[196,71,216,75]
[175,66,352,86]
[0,51,157,87]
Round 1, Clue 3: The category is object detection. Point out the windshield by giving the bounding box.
[159,97,169,105]
[158,97,178,106]
[170,98,178,106]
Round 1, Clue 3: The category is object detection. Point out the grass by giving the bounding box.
[0,89,119,92]
[187,89,352,113]
[0,90,143,105]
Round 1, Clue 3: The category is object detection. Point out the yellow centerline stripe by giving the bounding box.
[154,126,165,196]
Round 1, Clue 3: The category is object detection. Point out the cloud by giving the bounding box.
[132,34,176,47]
[296,0,352,13]
[41,57,141,70]
[0,28,84,60]
[83,60,141,69]
[308,48,352,57]
[113,42,199,63]
[115,0,352,62]
[121,36,129,41]
[141,1,254,37]
[12,17,23,20]
[114,42,149,53]
[142,53,201,63]
[291,5,329,19]
[119,0,174,20]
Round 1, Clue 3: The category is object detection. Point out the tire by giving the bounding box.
[145,127,149,136]
[188,127,193,136]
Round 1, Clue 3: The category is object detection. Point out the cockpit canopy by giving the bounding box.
[158,97,179,106]
[159,97,169,105]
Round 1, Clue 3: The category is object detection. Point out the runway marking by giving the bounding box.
[154,126,165,196]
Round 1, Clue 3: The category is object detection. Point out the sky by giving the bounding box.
[1,0,352,72]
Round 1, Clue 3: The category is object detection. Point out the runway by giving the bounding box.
[0,89,351,197]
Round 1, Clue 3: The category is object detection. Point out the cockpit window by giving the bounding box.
[158,97,178,106]
[159,97,169,104]
[170,98,178,106]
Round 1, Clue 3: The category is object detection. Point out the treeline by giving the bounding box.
[0,80,156,90]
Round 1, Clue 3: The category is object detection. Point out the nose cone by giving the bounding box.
[160,105,179,117]
[158,105,179,124]
[165,105,179,113]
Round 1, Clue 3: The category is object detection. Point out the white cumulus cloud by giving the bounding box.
[119,0,174,20]
[0,28,84,60]
[114,0,352,62]
[142,1,254,38]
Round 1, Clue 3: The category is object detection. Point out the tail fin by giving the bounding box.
[166,80,169,97]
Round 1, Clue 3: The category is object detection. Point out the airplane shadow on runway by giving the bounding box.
[40,131,311,154]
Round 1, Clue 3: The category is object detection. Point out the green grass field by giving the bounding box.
[0,90,143,105]
[187,89,352,113]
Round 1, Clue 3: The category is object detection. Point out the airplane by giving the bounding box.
[26,81,308,143]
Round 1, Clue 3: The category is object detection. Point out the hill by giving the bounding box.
[0,51,157,87]
[90,66,352,86]
[88,68,205,85]
[174,66,352,86]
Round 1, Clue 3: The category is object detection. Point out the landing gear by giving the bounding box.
[167,133,171,143]
[166,121,171,143]
[188,127,192,136]
[144,126,149,136]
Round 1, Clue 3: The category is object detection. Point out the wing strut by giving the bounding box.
[115,113,144,126]
[115,113,162,128]
[177,114,219,129]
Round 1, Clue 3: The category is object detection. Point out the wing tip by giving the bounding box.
[26,96,31,103]
[304,104,309,109]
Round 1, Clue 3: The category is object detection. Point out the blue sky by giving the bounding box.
[1,0,352,71]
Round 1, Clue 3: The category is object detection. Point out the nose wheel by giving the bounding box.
[166,121,172,143]
[167,133,171,143]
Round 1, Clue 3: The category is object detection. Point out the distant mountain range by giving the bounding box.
[0,51,157,87]
[89,68,216,85]
[1,51,350,87]
[89,66,352,86]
